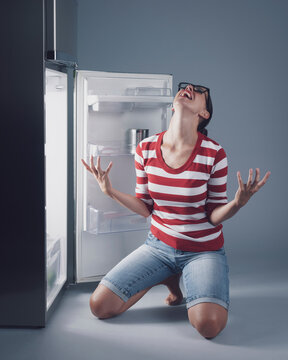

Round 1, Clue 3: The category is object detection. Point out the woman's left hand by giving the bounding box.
[234,168,271,208]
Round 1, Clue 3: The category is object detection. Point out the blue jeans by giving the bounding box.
[100,231,230,310]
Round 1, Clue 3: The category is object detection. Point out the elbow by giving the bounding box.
[206,204,226,227]
[208,219,217,227]
[207,214,219,227]
[136,198,153,218]
[211,219,221,227]
[143,210,152,218]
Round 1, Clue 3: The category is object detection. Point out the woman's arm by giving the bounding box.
[208,199,240,226]
[209,168,271,226]
[107,187,151,218]
[81,156,151,218]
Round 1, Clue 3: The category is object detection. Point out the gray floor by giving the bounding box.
[1,264,288,360]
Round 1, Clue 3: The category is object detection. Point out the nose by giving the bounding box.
[185,84,194,93]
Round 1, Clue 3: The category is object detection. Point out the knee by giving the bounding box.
[191,317,226,339]
[89,294,117,319]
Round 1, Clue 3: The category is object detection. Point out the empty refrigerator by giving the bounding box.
[75,71,173,283]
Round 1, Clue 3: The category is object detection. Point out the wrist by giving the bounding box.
[104,187,114,198]
[233,198,243,210]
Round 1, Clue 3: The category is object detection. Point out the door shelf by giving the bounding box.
[86,206,150,235]
[46,236,61,296]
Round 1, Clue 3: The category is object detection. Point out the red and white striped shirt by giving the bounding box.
[135,131,228,252]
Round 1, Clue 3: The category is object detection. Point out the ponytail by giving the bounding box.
[198,127,208,136]
[198,89,213,137]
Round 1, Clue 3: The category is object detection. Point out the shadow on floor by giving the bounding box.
[103,303,188,324]
[66,282,288,348]
[95,292,288,348]
[213,295,288,347]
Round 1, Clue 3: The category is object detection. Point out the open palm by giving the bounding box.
[81,156,113,195]
[234,168,271,208]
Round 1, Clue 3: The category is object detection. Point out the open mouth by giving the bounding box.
[180,90,192,100]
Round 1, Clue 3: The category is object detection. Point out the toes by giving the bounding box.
[165,293,183,306]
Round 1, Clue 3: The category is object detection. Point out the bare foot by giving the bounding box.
[159,273,183,306]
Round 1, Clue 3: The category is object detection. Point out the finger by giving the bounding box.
[81,158,88,167]
[81,159,92,173]
[255,171,271,190]
[255,168,260,182]
[237,171,244,190]
[96,156,103,175]
[250,168,260,189]
[246,168,253,187]
[90,155,98,174]
[105,161,113,175]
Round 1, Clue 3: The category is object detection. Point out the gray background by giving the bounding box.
[77,0,288,271]
[0,1,287,358]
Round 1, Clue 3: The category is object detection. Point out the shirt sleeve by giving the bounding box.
[134,142,154,212]
[205,146,228,219]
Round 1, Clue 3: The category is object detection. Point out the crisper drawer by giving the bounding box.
[86,206,150,235]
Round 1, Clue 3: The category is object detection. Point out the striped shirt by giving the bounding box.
[135,131,228,252]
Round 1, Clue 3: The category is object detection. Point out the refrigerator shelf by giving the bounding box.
[87,95,173,112]
[88,142,134,157]
[86,207,150,235]
[125,87,172,96]
[87,95,173,105]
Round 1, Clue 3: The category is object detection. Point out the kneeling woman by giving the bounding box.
[81,81,271,339]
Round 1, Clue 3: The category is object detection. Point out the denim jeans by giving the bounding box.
[100,231,230,310]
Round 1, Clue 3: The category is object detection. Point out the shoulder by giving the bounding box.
[199,133,224,152]
[139,133,159,149]
[135,132,160,159]
[199,133,227,163]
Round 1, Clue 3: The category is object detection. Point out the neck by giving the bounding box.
[164,110,200,148]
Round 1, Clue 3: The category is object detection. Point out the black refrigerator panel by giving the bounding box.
[45,0,78,66]
[0,0,70,328]
[0,0,46,327]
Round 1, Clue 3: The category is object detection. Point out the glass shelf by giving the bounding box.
[87,91,173,112]
[88,142,134,157]
[126,87,172,96]
[86,207,150,235]
[87,95,173,105]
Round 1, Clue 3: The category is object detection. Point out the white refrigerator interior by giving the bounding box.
[45,68,68,309]
[75,71,173,282]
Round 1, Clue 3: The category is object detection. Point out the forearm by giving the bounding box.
[209,199,242,226]
[107,187,151,218]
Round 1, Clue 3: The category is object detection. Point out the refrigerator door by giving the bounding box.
[45,68,68,308]
[75,71,173,282]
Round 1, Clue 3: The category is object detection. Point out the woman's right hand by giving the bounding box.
[81,155,113,196]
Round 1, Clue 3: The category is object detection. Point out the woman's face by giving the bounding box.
[173,84,210,119]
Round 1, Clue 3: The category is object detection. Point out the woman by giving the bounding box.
[81,82,271,339]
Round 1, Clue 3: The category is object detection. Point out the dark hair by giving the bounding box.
[198,91,213,136]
